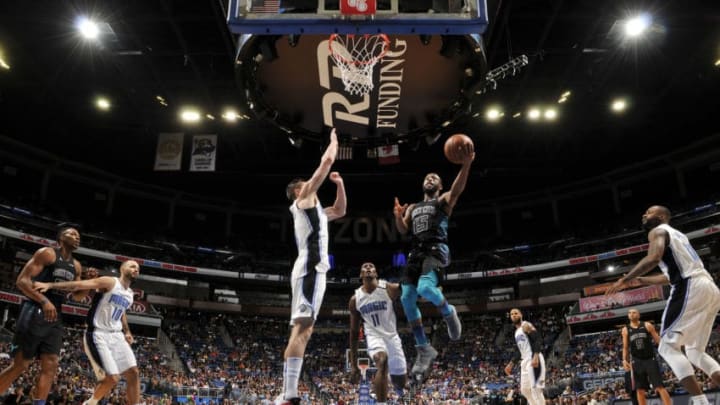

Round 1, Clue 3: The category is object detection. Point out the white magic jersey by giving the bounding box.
[355,280,397,339]
[515,321,534,361]
[290,200,330,277]
[655,224,709,285]
[87,278,133,332]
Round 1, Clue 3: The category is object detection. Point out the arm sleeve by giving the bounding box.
[527,329,543,354]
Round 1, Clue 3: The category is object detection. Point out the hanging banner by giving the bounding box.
[189,134,217,172]
[579,285,664,312]
[154,133,184,171]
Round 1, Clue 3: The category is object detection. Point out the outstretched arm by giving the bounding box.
[324,172,346,221]
[439,150,475,210]
[298,128,338,202]
[34,276,115,293]
[636,273,670,286]
[606,228,667,295]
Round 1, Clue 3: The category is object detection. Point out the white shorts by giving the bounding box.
[661,275,720,350]
[520,354,546,389]
[366,333,407,376]
[84,330,137,380]
[290,272,326,325]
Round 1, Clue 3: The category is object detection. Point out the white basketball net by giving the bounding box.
[329,34,390,97]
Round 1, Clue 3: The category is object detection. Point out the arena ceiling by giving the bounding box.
[0,1,718,208]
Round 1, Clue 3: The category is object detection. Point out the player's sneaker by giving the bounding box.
[274,394,301,405]
[411,344,438,374]
[444,304,462,340]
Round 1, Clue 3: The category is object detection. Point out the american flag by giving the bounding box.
[251,0,280,13]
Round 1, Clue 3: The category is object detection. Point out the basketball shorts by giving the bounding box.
[366,333,407,376]
[84,330,137,379]
[404,243,450,285]
[631,357,664,390]
[290,271,326,325]
[520,354,546,390]
[12,302,64,359]
[660,274,720,352]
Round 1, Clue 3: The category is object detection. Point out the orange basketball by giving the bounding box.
[444,134,474,164]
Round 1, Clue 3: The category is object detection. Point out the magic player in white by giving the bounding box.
[504,308,546,405]
[278,128,347,405]
[349,263,407,405]
[34,260,141,405]
[608,205,720,405]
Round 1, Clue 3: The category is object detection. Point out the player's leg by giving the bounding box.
[658,338,705,400]
[636,389,647,405]
[34,321,65,401]
[520,363,534,405]
[83,332,121,405]
[0,304,43,394]
[372,351,390,403]
[684,280,720,387]
[415,254,461,340]
[387,334,408,399]
[632,363,650,405]
[34,352,58,401]
[280,272,325,403]
[529,355,546,405]
[0,350,33,394]
[114,333,141,405]
[121,366,141,405]
[400,282,436,375]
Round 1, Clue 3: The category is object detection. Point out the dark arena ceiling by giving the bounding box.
[0,0,719,210]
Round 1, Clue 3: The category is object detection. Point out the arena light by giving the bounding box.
[95,97,111,111]
[715,58,720,67]
[77,17,100,40]
[205,114,215,120]
[180,108,201,123]
[558,90,571,103]
[624,14,651,38]
[485,107,503,122]
[512,112,521,118]
[527,108,541,121]
[544,108,558,121]
[611,98,628,113]
[222,109,239,122]
[156,95,168,107]
[0,49,9,70]
[607,265,616,272]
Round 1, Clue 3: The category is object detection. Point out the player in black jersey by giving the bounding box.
[621,309,672,405]
[0,225,95,404]
[393,144,474,375]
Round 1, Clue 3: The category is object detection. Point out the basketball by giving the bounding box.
[444,134,474,164]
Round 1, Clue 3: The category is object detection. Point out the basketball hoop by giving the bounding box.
[329,33,390,96]
[358,363,369,381]
[357,357,371,381]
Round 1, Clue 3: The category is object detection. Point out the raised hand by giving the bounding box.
[393,197,408,219]
[329,171,343,184]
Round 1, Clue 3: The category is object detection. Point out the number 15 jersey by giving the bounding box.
[87,277,134,332]
[355,280,397,339]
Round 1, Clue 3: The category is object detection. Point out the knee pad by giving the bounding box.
[659,340,695,380]
[686,347,720,377]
